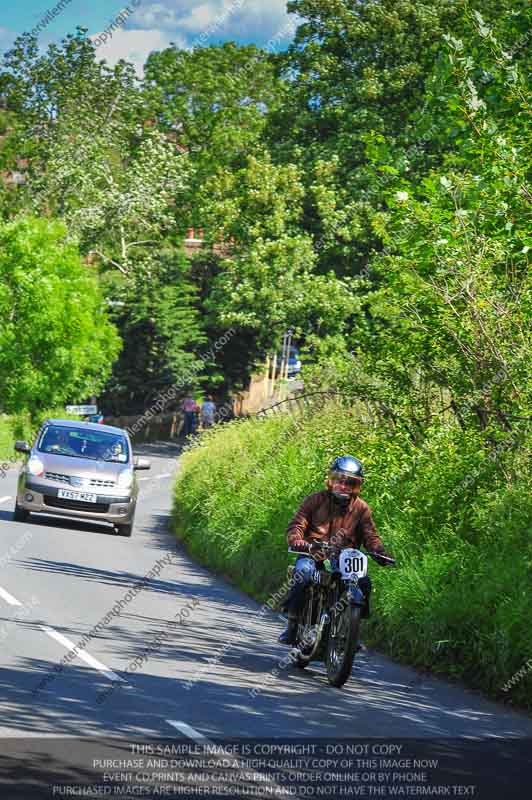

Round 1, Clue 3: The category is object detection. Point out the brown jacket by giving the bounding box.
[287,491,384,553]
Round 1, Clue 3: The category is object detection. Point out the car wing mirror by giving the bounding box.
[14,441,31,454]
[133,456,151,470]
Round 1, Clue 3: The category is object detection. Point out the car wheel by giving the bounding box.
[116,522,133,537]
[13,502,30,522]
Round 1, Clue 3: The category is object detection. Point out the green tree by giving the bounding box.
[145,42,284,188]
[0,29,188,278]
[310,5,532,437]
[0,29,203,412]
[200,151,359,360]
[102,249,207,413]
[270,0,530,278]
[0,216,120,413]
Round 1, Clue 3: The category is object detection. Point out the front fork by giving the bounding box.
[328,578,366,641]
[347,579,366,608]
[325,558,368,614]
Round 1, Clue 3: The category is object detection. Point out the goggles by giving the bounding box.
[328,471,362,488]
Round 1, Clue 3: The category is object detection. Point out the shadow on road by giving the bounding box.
[133,440,185,459]
[18,513,115,536]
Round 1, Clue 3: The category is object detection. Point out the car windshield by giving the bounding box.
[38,426,129,463]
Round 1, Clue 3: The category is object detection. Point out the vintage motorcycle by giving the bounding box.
[286,543,396,687]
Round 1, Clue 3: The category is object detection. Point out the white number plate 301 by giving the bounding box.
[339,548,368,579]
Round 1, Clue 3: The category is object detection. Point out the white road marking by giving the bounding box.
[139,477,150,482]
[41,625,126,683]
[0,586,22,606]
[166,720,284,794]
[0,496,11,504]
[167,720,212,744]
[155,473,172,480]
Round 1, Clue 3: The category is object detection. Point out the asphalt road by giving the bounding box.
[0,442,531,797]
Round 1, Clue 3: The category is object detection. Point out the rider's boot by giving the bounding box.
[278,613,298,645]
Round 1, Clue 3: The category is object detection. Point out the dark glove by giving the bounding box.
[289,539,313,553]
[309,541,327,560]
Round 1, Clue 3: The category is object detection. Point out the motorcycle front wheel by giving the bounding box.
[325,603,361,688]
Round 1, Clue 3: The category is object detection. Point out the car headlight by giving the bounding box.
[117,469,134,490]
[27,456,44,477]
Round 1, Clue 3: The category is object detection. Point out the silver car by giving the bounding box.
[13,419,150,537]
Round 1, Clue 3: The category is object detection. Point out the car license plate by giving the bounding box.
[57,489,98,503]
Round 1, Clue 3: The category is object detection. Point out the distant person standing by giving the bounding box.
[201,396,216,429]
[182,395,200,436]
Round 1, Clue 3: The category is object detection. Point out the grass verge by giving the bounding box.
[172,401,532,710]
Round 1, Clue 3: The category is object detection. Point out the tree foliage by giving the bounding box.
[0,217,120,412]
[0,3,530,421]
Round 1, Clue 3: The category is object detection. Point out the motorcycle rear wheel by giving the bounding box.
[325,604,361,688]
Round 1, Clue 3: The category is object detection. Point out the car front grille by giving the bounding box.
[44,496,110,513]
[88,478,116,488]
[45,472,70,484]
[45,472,115,488]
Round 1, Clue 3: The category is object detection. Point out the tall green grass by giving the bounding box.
[0,416,13,463]
[172,402,532,709]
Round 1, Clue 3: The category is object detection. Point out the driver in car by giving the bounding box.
[278,454,393,645]
[46,429,77,456]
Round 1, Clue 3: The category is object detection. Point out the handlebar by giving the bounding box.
[288,543,396,566]
[367,551,396,566]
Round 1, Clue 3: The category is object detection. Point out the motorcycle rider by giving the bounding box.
[279,455,393,645]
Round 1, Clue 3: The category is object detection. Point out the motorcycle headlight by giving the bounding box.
[117,469,134,490]
[27,456,44,477]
